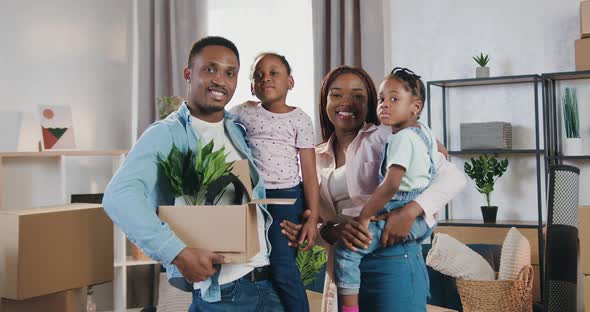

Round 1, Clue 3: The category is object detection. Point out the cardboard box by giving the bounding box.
[575,38,590,71]
[0,204,113,300]
[159,160,294,263]
[580,207,590,274]
[582,1,590,38]
[0,288,84,312]
[585,275,590,312]
[427,305,458,312]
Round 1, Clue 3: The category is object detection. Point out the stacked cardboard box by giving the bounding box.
[576,1,590,70]
[580,207,590,311]
[0,204,112,311]
[0,288,84,312]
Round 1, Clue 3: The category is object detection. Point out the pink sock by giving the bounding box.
[342,306,359,312]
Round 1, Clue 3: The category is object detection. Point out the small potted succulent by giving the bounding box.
[464,154,509,223]
[473,53,491,78]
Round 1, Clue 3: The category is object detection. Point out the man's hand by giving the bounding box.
[172,247,228,283]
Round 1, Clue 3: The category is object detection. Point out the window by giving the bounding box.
[207,0,316,127]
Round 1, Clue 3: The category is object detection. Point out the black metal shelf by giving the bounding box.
[429,74,541,88]
[543,70,590,165]
[438,219,542,229]
[542,70,590,81]
[449,149,543,155]
[550,155,590,160]
[428,73,546,298]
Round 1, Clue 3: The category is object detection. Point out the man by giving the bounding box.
[103,36,284,311]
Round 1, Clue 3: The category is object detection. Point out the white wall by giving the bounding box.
[207,0,316,129]
[0,0,133,209]
[387,0,590,221]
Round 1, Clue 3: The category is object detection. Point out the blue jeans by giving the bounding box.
[266,184,309,312]
[334,200,431,294]
[189,278,284,311]
[355,241,430,312]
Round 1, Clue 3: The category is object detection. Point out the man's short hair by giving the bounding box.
[187,36,240,67]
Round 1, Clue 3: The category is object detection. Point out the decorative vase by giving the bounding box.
[481,206,498,223]
[562,137,584,156]
[476,66,490,78]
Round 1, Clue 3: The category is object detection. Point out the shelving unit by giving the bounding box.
[427,74,546,299]
[542,70,590,164]
[0,150,155,311]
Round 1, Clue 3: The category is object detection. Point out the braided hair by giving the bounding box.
[388,67,426,118]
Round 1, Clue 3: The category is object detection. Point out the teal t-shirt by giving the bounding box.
[383,126,433,192]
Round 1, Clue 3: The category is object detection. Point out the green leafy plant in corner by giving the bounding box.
[473,53,490,67]
[562,87,580,139]
[157,95,184,120]
[159,140,234,205]
[296,244,327,287]
[464,154,508,207]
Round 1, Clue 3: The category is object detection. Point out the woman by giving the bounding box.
[281,66,465,311]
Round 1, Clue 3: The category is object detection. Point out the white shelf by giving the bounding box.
[0,150,130,311]
[114,256,159,267]
[0,150,128,158]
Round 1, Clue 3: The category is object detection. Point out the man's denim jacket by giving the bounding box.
[103,103,272,291]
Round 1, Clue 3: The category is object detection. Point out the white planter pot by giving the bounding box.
[174,196,188,205]
[476,66,490,78]
[562,137,584,156]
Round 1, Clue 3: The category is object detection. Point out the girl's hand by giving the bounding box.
[298,219,318,251]
[280,209,312,247]
[381,201,423,247]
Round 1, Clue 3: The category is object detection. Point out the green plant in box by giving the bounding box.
[159,140,234,205]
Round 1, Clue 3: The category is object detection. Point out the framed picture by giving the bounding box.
[39,105,76,150]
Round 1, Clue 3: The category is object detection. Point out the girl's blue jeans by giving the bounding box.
[266,184,309,312]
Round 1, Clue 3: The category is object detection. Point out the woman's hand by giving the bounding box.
[380,201,423,247]
[324,218,372,252]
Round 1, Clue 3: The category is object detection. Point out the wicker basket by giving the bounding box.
[456,265,533,312]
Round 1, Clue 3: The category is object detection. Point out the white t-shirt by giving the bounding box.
[189,114,269,287]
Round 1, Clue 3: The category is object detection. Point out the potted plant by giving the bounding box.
[159,140,234,205]
[296,244,327,287]
[464,154,509,223]
[157,95,184,120]
[296,244,327,310]
[562,87,582,155]
[473,53,491,78]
